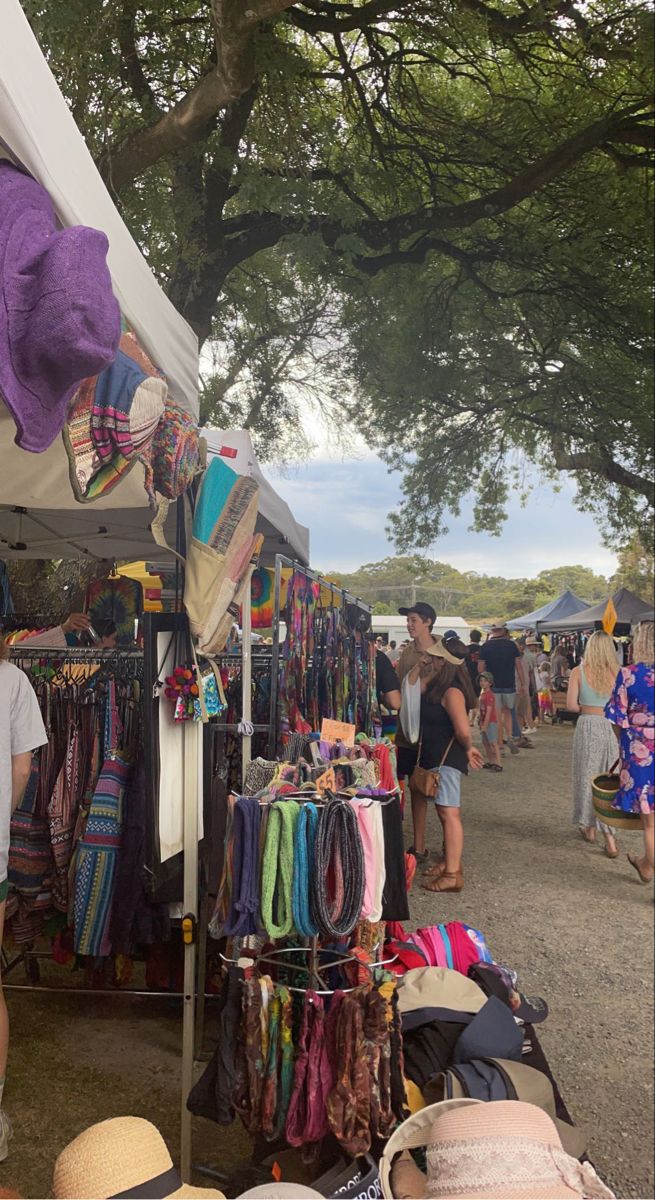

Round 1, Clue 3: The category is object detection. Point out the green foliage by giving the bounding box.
[610,534,655,599]
[329,556,611,622]
[21,0,654,541]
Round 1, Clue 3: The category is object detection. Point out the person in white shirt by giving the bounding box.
[0,635,48,1158]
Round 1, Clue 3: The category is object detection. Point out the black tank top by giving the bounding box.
[419,683,468,774]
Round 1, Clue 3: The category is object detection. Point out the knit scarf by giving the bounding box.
[261,800,300,938]
[292,802,319,937]
[224,796,261,938]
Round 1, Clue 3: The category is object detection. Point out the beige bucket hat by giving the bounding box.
[396,966,488,1014]
[53,1117,225,1200]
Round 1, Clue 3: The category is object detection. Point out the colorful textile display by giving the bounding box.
[185,456,261,654]
[276,573,375,745]
[0,159,120,454]
[5,649,169,963]
[250,568,274,629]
[140,397,200,503]
[85,574,143,646]
[73,754,130,956]
[210,736,406,939]
[64,328,166,503]
[191,969,406,1155]
[384,921,494,977]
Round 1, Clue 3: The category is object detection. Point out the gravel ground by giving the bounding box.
[408,722,654,1199]
[3,723,653,1198]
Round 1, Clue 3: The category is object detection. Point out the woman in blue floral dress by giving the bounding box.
[605,621,654,884]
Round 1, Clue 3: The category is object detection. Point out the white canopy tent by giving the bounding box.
[0,0,200,563]
[0,2,196,1181]
[0,0,199,417]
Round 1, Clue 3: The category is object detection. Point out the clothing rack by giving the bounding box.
[268,554,373,755]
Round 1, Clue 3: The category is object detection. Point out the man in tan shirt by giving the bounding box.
[395,602,441,861]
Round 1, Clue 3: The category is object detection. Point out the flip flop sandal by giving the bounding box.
[627,853,654,884]
[604,844,619,860]
[578,827,596,844]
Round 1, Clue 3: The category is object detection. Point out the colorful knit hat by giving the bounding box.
[140,396,200,503]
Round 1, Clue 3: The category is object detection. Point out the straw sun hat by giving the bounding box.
[380,1100,615,1200]
[53,1117,225,1200]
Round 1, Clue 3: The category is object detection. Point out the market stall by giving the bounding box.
[0,1,207,1181]
[546,586,653,633]
[506,588,589,632]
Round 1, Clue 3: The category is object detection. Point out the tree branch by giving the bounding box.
[289,0,412,34]
[218,108,652,266]
[551,440,655,503]
[116,3,161,120]
[101,0,294,194]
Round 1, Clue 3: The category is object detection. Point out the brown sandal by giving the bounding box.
[422,871,463,893]
[423,859,464,880]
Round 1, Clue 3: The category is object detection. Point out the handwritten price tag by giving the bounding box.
[320,719,356,747]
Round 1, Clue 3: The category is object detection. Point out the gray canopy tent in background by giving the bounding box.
[507,588,590,632]
[546,587,654,633]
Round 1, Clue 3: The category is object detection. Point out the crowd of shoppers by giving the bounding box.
[376,602,654,898]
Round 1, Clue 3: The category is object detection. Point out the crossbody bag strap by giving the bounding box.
[438,736,455,769]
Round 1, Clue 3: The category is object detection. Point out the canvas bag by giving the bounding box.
[184,456,261,655]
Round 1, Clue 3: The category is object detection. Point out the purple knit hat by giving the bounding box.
[0,160,121,453]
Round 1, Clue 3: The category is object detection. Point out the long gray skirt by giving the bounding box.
[572,714,616,833]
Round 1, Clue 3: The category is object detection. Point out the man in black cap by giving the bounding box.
[395,601,439,860]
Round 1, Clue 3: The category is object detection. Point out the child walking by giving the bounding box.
[479,672,502,771]
[537,663,554,721]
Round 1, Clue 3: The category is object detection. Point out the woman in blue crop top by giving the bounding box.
[567,631,621,858]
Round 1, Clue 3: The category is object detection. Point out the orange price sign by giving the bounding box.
[320,719,356,747]
[316,766,336,795]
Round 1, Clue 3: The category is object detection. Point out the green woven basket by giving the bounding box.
[592,771,642,830]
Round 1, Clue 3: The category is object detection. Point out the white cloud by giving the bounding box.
[263,453,618,579]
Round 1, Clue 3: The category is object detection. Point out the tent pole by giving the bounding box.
[180,720,199,1183]
[241,565,254,787]
[268,555,283,756]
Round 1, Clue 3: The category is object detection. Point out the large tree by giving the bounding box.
[24,0,654,539]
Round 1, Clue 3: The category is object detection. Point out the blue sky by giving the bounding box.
[268,452,618,578]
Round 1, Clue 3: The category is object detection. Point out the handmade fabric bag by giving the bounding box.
[184,456,261,655]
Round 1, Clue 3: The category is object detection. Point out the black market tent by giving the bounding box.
[547,587,653,633]
[506,588,590,632]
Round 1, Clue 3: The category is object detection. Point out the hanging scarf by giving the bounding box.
[312,798,365,939]
[326,989,371,1156]
[261,800,300,938]
[292,802,319,937]
[223,796,261,938]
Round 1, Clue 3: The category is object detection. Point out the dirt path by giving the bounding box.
[3,724,653,1198]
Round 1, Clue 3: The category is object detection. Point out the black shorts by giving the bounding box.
[396,744,419,780]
